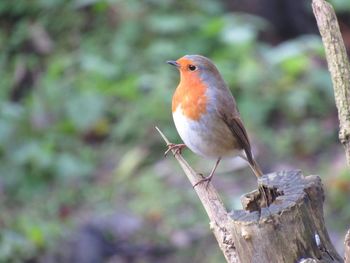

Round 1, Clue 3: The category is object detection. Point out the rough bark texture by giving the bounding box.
[312,1,350,260]
[312,0,350,166]
[156,127,240,263]
[230,171,342,263]
[157,128,342,263]
[345,230,350,263]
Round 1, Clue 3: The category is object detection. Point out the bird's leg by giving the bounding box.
[238,154,269,206]
[258,182,271,208]
[164,143,186,157]
[193,157,221,189]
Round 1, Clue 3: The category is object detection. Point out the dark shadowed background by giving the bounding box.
[1,0,350,262]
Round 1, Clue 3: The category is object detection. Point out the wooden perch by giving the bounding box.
[312,0,350,260]
[156,127,239,263]
[312,0,350,166]
[156,127,342,263]
[231,171,341,263]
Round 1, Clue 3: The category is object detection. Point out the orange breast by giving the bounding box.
[172,72,207,120]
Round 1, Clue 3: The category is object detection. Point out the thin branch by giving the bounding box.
[155,127,240,263]
[344,230,350,263]
[345,229,350,263]
[312,1,350,260]
[312,0,350,166]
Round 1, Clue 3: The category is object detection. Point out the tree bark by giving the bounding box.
[156,128,342,263]
[345,230,350,263]
[231,171,342,263]
[156,127,239,263]
[312,0,350,166]
[312,1,350,261]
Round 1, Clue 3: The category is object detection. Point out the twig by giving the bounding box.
[312,0,350,166]
[155,127,239,263]
[345,229,350,263]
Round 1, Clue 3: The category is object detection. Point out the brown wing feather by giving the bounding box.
[220,114,254,165]
[215,86,263,177]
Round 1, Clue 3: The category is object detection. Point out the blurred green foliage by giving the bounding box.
[0,0,349,262]
[330,0,350,12]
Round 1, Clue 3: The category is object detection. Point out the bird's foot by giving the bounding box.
[164,143,186,157]
[258,184,268,208]
[193,173,213,189]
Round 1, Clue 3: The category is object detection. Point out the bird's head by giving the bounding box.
[167,55,222,85]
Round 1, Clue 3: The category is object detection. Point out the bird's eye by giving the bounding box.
[188,64,197,71]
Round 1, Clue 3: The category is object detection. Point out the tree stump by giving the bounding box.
[230,171,342,263]
[157,128,345,262]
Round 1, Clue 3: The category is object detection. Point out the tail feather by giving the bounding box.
[245,157,263,178]
[238,152,263,178]
[250,158,263,178]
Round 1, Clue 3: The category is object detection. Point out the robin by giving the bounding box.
[166,54,263,187]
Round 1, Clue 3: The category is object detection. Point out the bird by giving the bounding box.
[166,54,263,188]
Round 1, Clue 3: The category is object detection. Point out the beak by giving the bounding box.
[167,60,180,68]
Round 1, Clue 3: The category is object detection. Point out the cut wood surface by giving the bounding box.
[231,171,342,263]
[156,127,342,263]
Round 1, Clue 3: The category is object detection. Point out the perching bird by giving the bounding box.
[166,55,263,187]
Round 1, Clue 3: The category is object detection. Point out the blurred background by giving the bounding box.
[1,0,350,262]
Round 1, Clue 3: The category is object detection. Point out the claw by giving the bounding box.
[193,174,213,189]
[164,143,186,157]
[192,157,221,190]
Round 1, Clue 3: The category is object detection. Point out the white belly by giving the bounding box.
[172,106,239,158]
